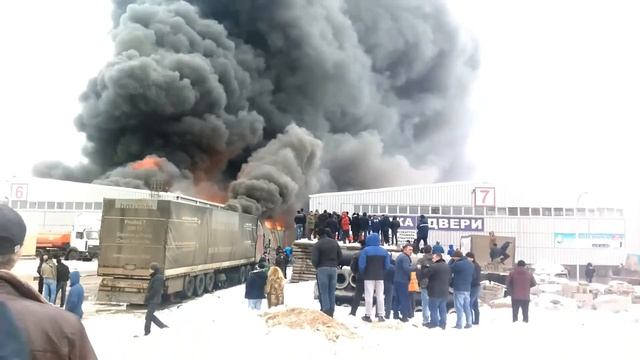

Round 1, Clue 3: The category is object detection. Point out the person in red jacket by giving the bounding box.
[339,212,351,243]
[507,260,537,323]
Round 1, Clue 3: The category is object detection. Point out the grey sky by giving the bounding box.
[1,0,638,198]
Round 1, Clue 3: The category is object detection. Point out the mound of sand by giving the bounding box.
[262,307,357,342]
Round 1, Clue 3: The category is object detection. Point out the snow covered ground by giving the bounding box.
[81,279,640,360]
[13,258,98,279]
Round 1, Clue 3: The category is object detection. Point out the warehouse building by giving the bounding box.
[309,181,638,267]
[1,177,213,256]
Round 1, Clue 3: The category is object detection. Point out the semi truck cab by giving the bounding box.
[67,213,101,261]
[69,227,100,260]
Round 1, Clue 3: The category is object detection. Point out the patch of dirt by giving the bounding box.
[262,307,357,342]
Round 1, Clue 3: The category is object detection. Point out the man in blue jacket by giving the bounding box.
[359,233,390,322]
[65,271,85,319]
[450,251,475,329]
[393,243,414,322]
[432,241,445,255]
[414,215,429,252]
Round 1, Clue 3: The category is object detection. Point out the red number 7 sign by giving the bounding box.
[473,187,495,207]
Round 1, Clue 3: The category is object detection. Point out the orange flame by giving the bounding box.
[192,170,229,204]
[264,219,275,230]
[131,155,164,170]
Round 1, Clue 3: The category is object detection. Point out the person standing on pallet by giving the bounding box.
[294,210,306,240]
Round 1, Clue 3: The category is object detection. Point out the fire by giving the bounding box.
[264,217,288,231]
[193,171,229,204]
[131,155,164,170]
[265,219,275,230]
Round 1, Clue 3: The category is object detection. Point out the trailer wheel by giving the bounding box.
[204,273,215,293]
[194,274,205,297]
[182,276,195,299]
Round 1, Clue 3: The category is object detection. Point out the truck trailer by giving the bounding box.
[97,197,266,304]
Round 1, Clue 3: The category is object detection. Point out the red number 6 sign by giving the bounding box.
[10,183,28,200]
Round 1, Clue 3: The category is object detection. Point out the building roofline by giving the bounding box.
[309,181,491,197]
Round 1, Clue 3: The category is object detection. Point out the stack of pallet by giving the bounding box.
[290,240,317,283]
[479,281,505,304]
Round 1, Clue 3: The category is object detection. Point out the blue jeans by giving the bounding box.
[43,278,56,304]
[428,297,448,328]
[248,299,262,310]
[453,291,472,328]
[470,286,480,325]
[295,224,304,239]
[316,267,337,315]
[420,288,430,324]
[394,281,410,319]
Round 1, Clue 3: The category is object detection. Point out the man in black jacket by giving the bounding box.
[349,241,365,316]
[294,210,306,240]
[54,256,70,307]
[144,263,168,335]
[275,248,288,279]
[359,212,370,238]
[417,246,433,326]
[316,210,329,233]
[326,213,339,240]
[390,217,401,245]
[424,252,451,329]
[380,215,391,245]
[311,228,342,317]
[466,252,481,325]
[351,213,360,242]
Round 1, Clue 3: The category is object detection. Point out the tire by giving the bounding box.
[336,269,350,290]
[349,274,357,288]
[204,273,215,293]
[182,276,195,299]
[66,249,79,261]
[215,273,227,289]
[194,274,205,297]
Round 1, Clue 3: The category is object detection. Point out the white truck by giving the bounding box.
[67,213,101,261]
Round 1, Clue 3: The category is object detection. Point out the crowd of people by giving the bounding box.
[0,205,96,359]
[309,218,538,328]
[294,209,433,250]
[35,252,85,317]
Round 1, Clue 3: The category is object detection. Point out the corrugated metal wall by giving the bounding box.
[309,182,631,265]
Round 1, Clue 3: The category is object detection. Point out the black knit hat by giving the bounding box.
[0,205,26,255]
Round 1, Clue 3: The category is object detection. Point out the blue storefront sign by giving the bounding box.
[554,233,624,248]
[387,215,484,232]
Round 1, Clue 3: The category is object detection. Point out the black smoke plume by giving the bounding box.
[34,0,477,217]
